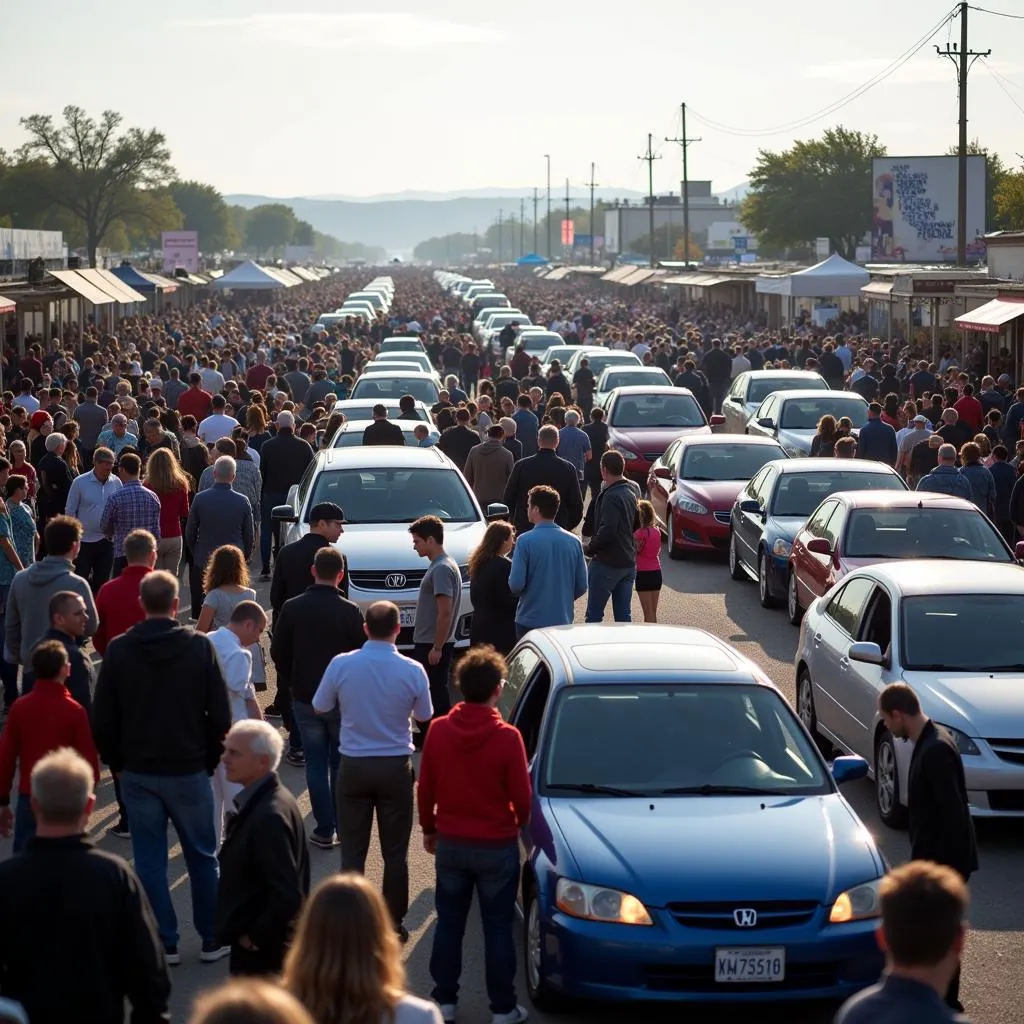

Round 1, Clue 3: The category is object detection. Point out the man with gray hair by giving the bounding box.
[0,748,170,1022]
[917,443,973,499]
[214,719,310,976]
[96,413,138,455]
[184,455,255,616]
[557,409,592,484]
[37,432,74,533]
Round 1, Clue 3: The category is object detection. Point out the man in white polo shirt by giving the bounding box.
[197,394,238,445]
[311,600,432,943]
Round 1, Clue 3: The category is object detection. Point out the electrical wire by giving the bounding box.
[984,61,1024,117]
[687,5,959,138]
[970,5,1024,19]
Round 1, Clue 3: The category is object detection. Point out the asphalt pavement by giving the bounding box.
[3,552,1021,1024]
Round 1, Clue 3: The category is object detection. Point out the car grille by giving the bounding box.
[988,790,1024,812]
[348,569,427,591]
[667,900,819,930]
[987,738,1024,767]
[644,960,840,994]
[713,511,732,525]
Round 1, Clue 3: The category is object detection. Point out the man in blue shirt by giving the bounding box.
[856,403,898,467]
[917,446,972,501]
[835,860,971,1023]
[311,601,432,943]
[66,447,122,593]
[557,411,592,482]
[508,485,587,639]
[512,395,539,457]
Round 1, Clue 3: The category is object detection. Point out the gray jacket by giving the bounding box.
[586,478,641,569]
[198,459,262,515]
[6,556,98,665]
[184,483,255,568]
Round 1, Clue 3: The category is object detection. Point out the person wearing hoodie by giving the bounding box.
[93,569,232,967]
[463,424,515,510]
[5,515,97,696]
[418,645,531,1024]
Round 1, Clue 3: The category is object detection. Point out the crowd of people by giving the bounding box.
[0,264,1002,1022]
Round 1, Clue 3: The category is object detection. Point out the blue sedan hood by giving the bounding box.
[546,794,880,907]
[766,515,807,543]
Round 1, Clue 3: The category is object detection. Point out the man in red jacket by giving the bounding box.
[0,639,100,851]
[418,646,531,1024]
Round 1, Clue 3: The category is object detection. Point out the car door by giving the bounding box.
[734,464,775,568]
[509,660,555,866]
[809,576,877,746]
[648,438,681,522]
[723,374,748,433]
[793,499,839,605]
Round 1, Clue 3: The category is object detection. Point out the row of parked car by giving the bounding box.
[315,275,395,329]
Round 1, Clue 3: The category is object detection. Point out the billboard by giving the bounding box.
[871,156,986,263]
[161,230,199,273]
[0,228,64,261]
[561,219,575,247]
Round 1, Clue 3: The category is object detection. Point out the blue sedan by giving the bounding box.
[502,625,885,1007]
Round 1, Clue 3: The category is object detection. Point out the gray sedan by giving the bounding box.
[745,390,869,457]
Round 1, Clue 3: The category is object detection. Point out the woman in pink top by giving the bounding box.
[634,499,663,623]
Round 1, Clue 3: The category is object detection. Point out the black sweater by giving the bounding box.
[469,555,518,654]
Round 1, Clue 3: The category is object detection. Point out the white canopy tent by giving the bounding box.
[210,260,295,291]
[756,253,869,298]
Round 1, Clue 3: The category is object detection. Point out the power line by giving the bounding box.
[969,5,1024,19]
[688,5,959,138]
[637,134,662,269]
[985,61,1024,117]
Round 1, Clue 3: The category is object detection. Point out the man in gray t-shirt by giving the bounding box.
[409,516,463,741]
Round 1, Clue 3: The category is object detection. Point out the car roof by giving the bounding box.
[311,445,454,471]
[676,434,786,448]
[746,370,826,381]
[832,491,978,511]
[334,398,428,410]
[774,458,898,475]
[852,560,1024,596]
[333,420,427,433]
[358,369,434,379]
[607,385,692,397]
[599,366,666,376]
[527,625,773,686]
[774,390,866,402]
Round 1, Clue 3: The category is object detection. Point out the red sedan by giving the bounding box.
[647,435,789,558]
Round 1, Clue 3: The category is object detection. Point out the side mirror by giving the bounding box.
[739,499,761,514]
[486,502,510,521]
[709,414,725,426]
[848,641,884,666]
[830,755,869,785]
[652,466,673,480]
[806,538,832,556]
[272,504,298,524]
[757,417,775,430]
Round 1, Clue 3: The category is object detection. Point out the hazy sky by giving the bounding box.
[2,0,1024,198]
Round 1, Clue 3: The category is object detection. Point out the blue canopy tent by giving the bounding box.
[515,253,549,266]
[110,262,158,292]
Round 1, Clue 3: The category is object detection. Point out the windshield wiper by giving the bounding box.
[546,783,640,797]
[656,784,782,796]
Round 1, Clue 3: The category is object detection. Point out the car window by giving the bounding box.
[822,505,845,547]
[351,377,439,403]
[662,439,682,473]
[771,470,905,518]
[541,684,829,795]
[500,646,540,721]
[757,396,779,423]
[681,443,787,481]
[858,587,893,653]
[512,665,552,760]
[747,376,827,405]
[804,500,838,539]
[296,459,316,510]
[745,465,773,504]
[843,507,1011,561]
[307,468,478,524]
[901,594,1024,671]
[728,375,747,399]
[824,577,876,636]
[608,392,705,428]
[780,397,869,430]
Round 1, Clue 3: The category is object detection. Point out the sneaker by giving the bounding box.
[264,703,282,719]
[199,940,231,963]
[395,923,409,945]
[436,1004,456,1024]
[108,818,131,839]
[309,830,336,850]
[164,946,181,967]
[491,1008,528,1024]
[285,748,305,767]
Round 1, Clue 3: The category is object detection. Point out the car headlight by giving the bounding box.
[612,446,639,461]
[555,878,653,926]
[676,498,709,516]
[935,723,981,756]
[772,538,792,558]
[784,447,806,458]
[829,879,882,923]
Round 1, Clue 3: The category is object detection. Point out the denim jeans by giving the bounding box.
[13,793,35,852]
[121,770,220,949]
[260,492,287,572]
[292,700,340,836]
[585,561,636,623]
[430,840,520,1016]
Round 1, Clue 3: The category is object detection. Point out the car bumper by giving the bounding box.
[964,757,1024,816]
[673,510,731,552]
[347,583,473,650]
[540,909,883,1002]
[765,552,790,597]
[624,458,653,486]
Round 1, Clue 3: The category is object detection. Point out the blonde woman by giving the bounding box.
[143,448,191,574]
[283,873,442,1024]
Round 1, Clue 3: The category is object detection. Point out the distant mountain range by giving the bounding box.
[225,184,751,252]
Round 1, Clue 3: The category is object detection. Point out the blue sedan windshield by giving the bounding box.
[542,684,830,796]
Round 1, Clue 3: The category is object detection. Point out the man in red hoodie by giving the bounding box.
[418,645,532,1024]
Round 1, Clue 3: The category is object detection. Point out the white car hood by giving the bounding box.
[334,521,484,571]
[903,671,1024,739]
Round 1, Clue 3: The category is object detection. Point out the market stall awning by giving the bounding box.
[861,281,894,299]
[954,298,1024,334]
[47,269,117,306]
[0,295,15,313]
[601,265,640,283]
[80,268,147,304]
[139,271,179,292]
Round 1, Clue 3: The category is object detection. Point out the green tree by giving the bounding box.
[291,219,315,247]
[413,233,480,262]
[168,180,236,251]
[244,203,296,256]
[945,140,1008,231]
[741,126,885,259]
[18,106,174,267]
[994,166,1024,231]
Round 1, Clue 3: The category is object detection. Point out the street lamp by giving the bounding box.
[545,154,552,259]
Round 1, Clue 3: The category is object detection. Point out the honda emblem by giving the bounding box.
[384,573,408,589]
[733,908,757,928]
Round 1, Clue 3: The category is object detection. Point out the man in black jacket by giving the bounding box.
[502,424,584,535]
[43,590,95,715]
[215,720,310,976]
[437,408,480,471]
[878,683,978,1012]
[699,339,732,413]
[270,547,364,848]
[93,570,232,966]
[0,748,170,1023]
[258,410,315,579]
[362,404,406,446]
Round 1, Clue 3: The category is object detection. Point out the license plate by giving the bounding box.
[399,607,416,628]
[714,947,785,983]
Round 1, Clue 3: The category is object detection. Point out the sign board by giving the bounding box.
[871,156,986,263]
[732,236,749,253]
[0,228,64,261]
[161,230,199,273]
[815,237,830,259]
[574,234,592,249]
[561,220,575,247]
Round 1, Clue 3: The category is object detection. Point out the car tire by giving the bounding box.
[875,729,909,830]
[796,668,831,755]
[524,883,564,1012]
[758,550,779,608]
[728,532,745,580]
[667,513,685,560]
[787,570,804,625]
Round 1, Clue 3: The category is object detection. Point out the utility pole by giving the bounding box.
[936,3,990,265]
[532,188,540,254]
[545,154,552,258]
[497,210,503,264]
[520,197,526,257]
[638,133,662,268]
[665,102,702,266]
[586,162,600,267]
